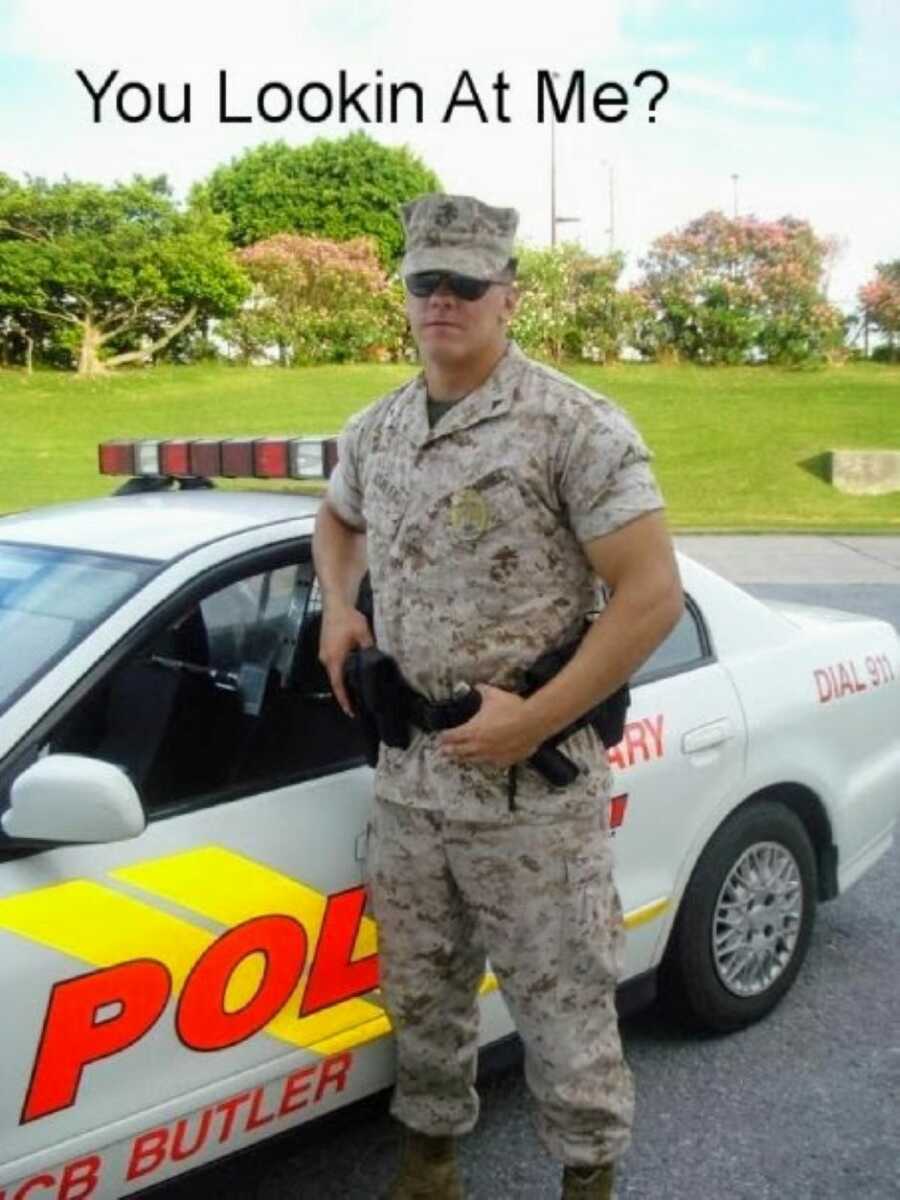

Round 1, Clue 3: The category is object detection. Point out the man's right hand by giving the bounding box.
[318,603,374,716]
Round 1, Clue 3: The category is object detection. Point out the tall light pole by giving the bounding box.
[601,159,615,253]
[551,87,558,247]
[549,72,579,245]
[731,172,740,219]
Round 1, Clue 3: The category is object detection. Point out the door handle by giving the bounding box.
[681,718,734,755]
[355,825,371,863]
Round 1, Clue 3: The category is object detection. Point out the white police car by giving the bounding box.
[0,437,897,1199]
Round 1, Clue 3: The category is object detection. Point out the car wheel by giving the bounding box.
[660,799,817,1033]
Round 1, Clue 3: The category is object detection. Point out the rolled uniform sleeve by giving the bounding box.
[557,402,665,543]
[325,414,367,531]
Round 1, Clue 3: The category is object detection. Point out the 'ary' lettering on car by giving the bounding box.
[607,714,665,770]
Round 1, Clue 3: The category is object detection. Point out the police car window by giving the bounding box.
[201,564,304,673]
[632,597,708,685]
[0,543,154,715]
[0,557,365,835]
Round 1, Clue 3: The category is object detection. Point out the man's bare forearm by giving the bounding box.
[312,500,369,610]
[520,564,683,744]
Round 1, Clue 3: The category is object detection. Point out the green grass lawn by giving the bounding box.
[1,361,898,530]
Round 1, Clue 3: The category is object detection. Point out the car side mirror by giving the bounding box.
[2,755,146,843]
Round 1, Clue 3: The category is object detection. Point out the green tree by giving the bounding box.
[0,173,249,376]
[194,133,441,266]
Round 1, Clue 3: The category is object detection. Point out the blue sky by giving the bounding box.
[1,0,897,312]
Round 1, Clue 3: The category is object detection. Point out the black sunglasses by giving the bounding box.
[405,271,503,301]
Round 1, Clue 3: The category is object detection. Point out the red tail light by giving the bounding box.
[254,438,290,478]
[609,793,628,830]
[189,439,222,477]
[99,441,136,475]
[159,440,192,476]
[221,438,256,477]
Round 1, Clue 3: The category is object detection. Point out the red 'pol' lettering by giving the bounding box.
[22,961,171,1123]
[176,914,307,1050]
[301,886,379,1015]
[22,889,377,1121]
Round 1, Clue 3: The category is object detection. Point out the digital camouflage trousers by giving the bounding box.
[368,795,635,1167]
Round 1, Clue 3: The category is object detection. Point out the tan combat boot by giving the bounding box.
[384,1131,463,1200]
[561,1162,616,1200]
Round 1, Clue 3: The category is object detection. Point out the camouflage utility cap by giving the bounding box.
[400,194,519,280]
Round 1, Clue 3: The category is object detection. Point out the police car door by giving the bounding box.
[608,592,747,983]
[0,541,390,1198]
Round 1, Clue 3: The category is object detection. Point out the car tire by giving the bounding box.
[660,799,817,1033]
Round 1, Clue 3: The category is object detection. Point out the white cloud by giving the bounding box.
[850,0,900,103]
[642,41,702,60]
[4,0,622,75]
[745,42,772,73]
[677,74,815,115]
[5,1,323,69]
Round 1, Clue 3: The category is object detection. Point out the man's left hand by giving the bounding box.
[439,685,543,768]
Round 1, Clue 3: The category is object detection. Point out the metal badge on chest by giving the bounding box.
[449,488,491,541]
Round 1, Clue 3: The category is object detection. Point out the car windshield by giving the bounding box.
[0,542,155,712]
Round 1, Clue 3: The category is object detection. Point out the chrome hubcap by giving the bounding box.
[712,841,803,997]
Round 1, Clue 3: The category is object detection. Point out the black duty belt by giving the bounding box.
[402,680,582,797]
[343,646,593,810]
[404,687,481,733]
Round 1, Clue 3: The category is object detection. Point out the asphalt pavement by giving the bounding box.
[157,536,900,1200]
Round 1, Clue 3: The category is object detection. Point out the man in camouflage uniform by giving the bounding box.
[313,195,683,1200]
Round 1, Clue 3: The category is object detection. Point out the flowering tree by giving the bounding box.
[859,261,900,360]
[511,244,643,363]
[636,211,846,364]
[221,233,410,364]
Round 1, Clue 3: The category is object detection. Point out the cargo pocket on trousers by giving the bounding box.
[557,852,622,1011]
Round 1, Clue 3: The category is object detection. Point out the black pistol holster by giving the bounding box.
[499,628,629,806]
[523,625,631,754]
[343,647,410,767]
[343,647,481,767]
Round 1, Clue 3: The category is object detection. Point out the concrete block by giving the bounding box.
[828,450,900,495]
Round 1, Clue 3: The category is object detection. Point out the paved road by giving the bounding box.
[158,537,900,1200]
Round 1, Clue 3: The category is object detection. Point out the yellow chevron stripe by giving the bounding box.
[113,846,377,960]
[310,972,500,1057]
[0,880,212,988]
[112,847,384,1047]
[623,897,670,929]
[312,1012,391,1056]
